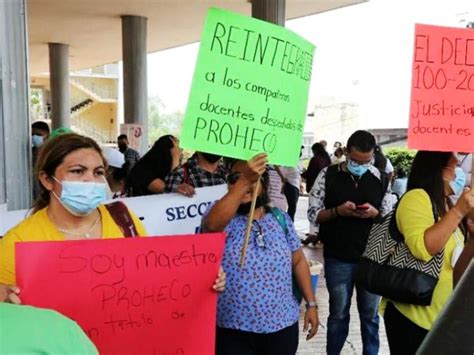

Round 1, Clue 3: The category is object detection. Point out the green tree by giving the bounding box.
[30,89,43,119]
[386,147,417,177]
[148,96,184,144]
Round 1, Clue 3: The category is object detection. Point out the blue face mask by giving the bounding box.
[32,135,44,148]
[347,158,372,177]
[449,167,466,196]
[53,178,107,216]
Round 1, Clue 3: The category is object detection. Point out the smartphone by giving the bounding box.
[356,205,369,211]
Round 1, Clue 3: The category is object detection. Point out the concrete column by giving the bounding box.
[121,15,148,152]
[251,0,286,26]
[48,43,70,129]
[0,0,32,210]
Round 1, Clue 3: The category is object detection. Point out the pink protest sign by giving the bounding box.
[408,24,474,152]
[16,233,226,355]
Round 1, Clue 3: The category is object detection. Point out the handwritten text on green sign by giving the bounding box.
[180,8,315,166]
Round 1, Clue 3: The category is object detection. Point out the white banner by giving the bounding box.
[0,185,228,237]
[0,209,30,237]
[115,185,227,235]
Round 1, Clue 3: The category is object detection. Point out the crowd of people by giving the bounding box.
[0,124,473,355]
[305,132,473,355]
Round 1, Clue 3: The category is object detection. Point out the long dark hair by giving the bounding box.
[407,151,453,217]
[33,133,106,213]
[142,135,175,174]
[127,135,176,196]
[374,145,387,171]
[311,142,331,165]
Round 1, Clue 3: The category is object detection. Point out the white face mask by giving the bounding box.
[52,177,107,216]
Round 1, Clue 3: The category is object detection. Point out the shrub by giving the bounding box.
[385,147,417,177]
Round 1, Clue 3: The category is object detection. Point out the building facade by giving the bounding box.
[30,63,119,143]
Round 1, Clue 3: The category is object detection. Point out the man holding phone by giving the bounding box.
[308,130,392,355]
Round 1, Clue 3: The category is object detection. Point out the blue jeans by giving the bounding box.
[325,257,380,355]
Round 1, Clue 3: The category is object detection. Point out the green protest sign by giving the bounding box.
[180,8,315,166]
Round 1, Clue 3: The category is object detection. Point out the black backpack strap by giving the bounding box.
[380,170,390,194]
[105,201,139,238]
[388,197,404,242]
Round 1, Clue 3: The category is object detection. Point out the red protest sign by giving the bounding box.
[408,24,474,152]
[16,234,226,355]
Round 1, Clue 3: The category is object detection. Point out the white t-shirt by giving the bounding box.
[385,158,394,174]
[280,166,302,188]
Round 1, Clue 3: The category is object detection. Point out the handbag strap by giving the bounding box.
[391,191,440,242]
[105,201,139,238]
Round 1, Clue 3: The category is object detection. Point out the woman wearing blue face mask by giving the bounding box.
[0,133,226,304]
[381,151,474,355]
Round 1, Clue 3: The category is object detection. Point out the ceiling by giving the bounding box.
[27,0,365,75]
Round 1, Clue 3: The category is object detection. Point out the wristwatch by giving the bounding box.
[305,301,318,309]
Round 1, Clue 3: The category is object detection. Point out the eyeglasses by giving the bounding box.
[253,221,265,248]
[348,157,374,168]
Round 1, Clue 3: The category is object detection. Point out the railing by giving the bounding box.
[70,92,90,108]
[70,77,117,100]
[31,112,113,144]
[72,63,119,77]
[71,115,109,144]
[70,99,94,118]
[30,98,91,122]
[30,107,50,121]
